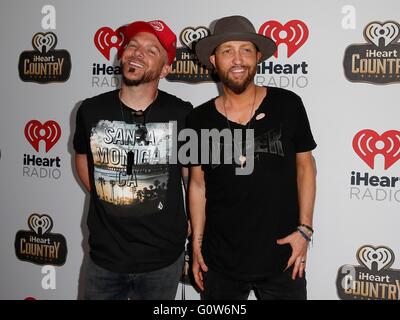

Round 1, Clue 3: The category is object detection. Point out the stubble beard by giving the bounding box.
[216,64,257,94]
[122,64,159,87]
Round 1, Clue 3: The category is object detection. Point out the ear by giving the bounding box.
[256,51,262,63]
[209,55,216,68]
[159,64,171,79]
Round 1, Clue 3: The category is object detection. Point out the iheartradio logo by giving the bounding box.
[15,213,68,266]
[336,245,400,300]
[28,214,53,235]
[24,120,61,153]
[94,27,124,60]
[357,246,394,272]
[343,21,400,84]
[364,22,400,48]
[32,32,57,54]
[259,20,309,58]
[353,129,400,170]
[180,26,209,50]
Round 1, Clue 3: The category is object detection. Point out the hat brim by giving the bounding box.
[195,32,277,69]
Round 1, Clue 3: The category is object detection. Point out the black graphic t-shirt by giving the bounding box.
[186,87,317,280]
[73,89,192,273]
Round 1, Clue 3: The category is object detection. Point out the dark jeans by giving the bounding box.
[202,267,307,300]
[84,252,184,300]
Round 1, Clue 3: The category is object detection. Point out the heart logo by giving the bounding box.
[32,32,57,54]
[364,21,400,47]
[94,27,124,60]
[28,214,53,235]
[357,245,395,272]
[24,120,61,153]
[180,26,209,49]
[259,20,308,58]
[353,129,400,170]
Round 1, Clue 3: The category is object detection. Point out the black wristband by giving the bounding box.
[299,224,314,234]
[297,227,312,242]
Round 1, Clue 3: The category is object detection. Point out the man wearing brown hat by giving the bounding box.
[73,20,192,299]
[187,15,317,299]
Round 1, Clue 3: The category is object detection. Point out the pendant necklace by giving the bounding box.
[119,89,158,175]
[222,87,257,169]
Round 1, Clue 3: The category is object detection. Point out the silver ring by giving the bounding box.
[300,260,306,263]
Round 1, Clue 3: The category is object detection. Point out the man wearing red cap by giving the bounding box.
[73,20,192,299]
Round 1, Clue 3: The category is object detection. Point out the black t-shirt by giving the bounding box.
[186,86,317,280]
[73,89,193,273]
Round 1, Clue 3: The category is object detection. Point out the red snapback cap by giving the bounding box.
[119,20,177,65]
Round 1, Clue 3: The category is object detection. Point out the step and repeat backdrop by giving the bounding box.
[0,0,399,300]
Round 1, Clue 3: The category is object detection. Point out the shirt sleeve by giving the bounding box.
[73,102,88,154]
[293,97,317,153]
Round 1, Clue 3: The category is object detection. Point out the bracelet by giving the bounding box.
[297,225,313,238]
[299,224,314,234]
[297,226,312,242]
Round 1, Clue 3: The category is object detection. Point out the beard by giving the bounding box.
[122,64,159,87]
[215,64,257,94]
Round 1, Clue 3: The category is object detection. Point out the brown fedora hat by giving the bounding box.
[195,15,276,69]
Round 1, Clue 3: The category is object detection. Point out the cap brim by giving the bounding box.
[195,33,277,69]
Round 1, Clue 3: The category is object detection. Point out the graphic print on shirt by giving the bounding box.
[209,126,285,169]
[90,120,172,214]
[253,127,284,158]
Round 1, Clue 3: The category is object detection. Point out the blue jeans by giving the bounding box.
[202,267,307,300]
[84,252,184,300]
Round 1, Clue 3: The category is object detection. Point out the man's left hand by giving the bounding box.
[277,231,308,280]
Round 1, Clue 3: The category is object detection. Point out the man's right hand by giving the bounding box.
[192,248,208,291]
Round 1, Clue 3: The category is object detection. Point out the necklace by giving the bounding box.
[119,89,158,125]
[119,89,158,175]
[222,87,257,169]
